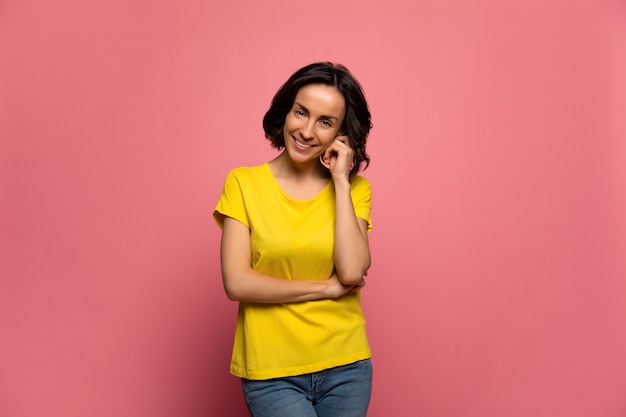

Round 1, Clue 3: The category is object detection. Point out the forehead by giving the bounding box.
[294,84,346,118]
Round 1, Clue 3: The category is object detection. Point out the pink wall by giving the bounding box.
[2,0,625,416]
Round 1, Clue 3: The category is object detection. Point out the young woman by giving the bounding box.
[214,62,374,417]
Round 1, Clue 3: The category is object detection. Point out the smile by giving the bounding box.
[293,137,315,150]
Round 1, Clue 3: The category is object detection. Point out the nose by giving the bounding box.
[300,120,315,139]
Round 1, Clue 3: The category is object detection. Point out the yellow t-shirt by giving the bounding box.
[213,163,372,380]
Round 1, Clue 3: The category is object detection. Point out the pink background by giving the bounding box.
[2,0,625,416]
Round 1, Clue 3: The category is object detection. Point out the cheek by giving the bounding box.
[320,131,337,146]
[283,114,299,132]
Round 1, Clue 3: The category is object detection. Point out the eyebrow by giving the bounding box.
[293,102,340,121]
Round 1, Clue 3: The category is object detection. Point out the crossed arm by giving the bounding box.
[219,193,370,304]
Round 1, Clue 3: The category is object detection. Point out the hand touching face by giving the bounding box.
[320,134,354,179]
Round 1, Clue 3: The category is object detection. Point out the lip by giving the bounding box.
[292,136,317,152]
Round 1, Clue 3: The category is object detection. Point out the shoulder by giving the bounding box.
[349,175,372,204]
[350,175,372,192]
[222,164,269,185]
[225,164,266,179]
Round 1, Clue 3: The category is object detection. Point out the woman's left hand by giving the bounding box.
[321,135,353,179]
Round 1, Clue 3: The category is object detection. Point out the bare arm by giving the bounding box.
[220,216,359,303]
[333,180,371,285]
[322,136,372,285]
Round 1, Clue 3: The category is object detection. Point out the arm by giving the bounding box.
[333,180,371,285]
[220,216,359,303]
[323,136,372,285]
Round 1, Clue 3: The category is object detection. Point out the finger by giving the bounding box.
[349,279,365,292]
[334,135,350,146]
[327,141,352,159]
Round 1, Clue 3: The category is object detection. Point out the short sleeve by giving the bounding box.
[213,169,250,229]
[351,176,373,232]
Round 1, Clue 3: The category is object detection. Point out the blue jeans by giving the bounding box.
[241,359,373,417]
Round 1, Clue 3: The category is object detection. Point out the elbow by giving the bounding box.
[221,267,259,302]
[224,289,240,302]
[336,266,370,286]
[222,278,244,302]
[223,286,239,301]
[338,274,364,286]
[336,258,371,285]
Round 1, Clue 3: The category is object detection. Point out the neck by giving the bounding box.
[270,151,329,179]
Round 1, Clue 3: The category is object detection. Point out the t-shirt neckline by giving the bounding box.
[263,162,333,204]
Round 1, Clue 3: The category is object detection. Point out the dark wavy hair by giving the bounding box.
[262,62,372,176]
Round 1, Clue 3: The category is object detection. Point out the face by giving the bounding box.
[282,83,346,164]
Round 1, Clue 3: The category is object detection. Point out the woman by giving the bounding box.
[213,62,374,417]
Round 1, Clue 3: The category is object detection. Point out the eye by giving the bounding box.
[318,119,333,128]
[294,109,306,118]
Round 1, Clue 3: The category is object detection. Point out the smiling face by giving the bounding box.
[282,83,346,164]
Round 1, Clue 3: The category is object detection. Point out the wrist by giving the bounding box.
[320,275,343,299]
[332,177,351,191]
